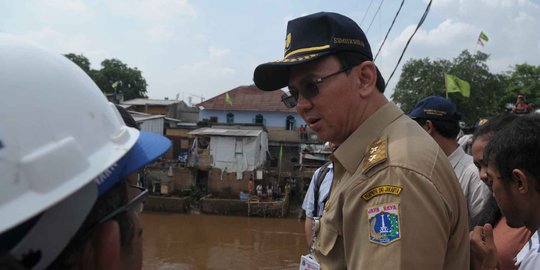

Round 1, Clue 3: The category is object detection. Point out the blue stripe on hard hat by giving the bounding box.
[94,131,171,196]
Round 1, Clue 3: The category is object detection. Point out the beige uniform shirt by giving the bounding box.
[314,102,469,269]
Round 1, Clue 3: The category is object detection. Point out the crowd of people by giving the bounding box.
[1,11,539,270]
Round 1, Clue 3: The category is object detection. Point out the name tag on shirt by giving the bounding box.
[299,254,320,270]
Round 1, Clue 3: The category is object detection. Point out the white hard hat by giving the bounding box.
[0,34,171,269]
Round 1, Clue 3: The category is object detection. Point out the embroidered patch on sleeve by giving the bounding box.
[361,185,402,201]
[367,203,401,246]
[361,136,388,175]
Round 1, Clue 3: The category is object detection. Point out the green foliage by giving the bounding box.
[392,57,451,113]
[64,53,91,73]
[503,64,540,108]
[392,50,511,126]
[63,53,148,101]
[98,59,148,100]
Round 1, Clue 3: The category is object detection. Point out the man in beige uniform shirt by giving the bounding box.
[253,12,469,269]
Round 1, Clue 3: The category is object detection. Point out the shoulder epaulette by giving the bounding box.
[361,136,388,175]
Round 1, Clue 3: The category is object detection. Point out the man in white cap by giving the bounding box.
[0,35,171,270]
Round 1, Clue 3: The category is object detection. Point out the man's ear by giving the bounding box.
[424,120,435,134]
[512,169,529,193]
[90,220,121,270]
[354,61,377,97]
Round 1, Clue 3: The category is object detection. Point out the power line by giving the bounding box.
[359,0,375,26]
[366,0,386,34]
[385,0,433,88]
[374,0,405,61]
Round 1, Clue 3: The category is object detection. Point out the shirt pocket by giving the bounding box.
[317,224,339,256]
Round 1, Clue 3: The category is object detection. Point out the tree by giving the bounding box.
[503,64,540,109]
[391,57,451,112]
[64,53,91,73]
[63,54,148,101]
[97,59,148,100]
[392,50,506,126]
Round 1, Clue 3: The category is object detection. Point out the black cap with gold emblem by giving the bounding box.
[253,12,384,91]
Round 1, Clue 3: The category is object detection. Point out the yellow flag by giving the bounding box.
[445,74,470,97]
[225,93,233,106]
[479,31,489,42]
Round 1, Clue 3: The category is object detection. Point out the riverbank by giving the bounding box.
[143,189,305,219]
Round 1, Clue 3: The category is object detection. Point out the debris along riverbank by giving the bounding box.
[143,189,292,218]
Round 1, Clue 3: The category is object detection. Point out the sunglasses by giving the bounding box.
[96,184,148,225]
[281,67,351,109]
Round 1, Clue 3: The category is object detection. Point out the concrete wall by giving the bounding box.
[145,166,196,194]
[200,198,248,215]
[199,197,288,217]
[144,196,190,213]
[131,105,168,116]
[207,168,254,195]
[146,165,281,196]
[171,167,196,191]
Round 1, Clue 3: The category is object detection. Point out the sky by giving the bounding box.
[1,0,539,105]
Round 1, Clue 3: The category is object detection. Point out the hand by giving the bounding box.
[470,224,499,270]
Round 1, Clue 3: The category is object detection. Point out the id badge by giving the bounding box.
[299,254,320,270]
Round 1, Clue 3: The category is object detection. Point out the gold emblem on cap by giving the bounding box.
[274,53,319,63]
[361,136,388,174]
[285,33,291,51]
[423,109,447,116]
[479,118,489,126]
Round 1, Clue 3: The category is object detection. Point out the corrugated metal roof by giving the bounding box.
[176,122,198,127]
[118,104,133,109]
[197,85,295,113]
[189,127,262,137]
[164,117,183,123]
[125,110,162,121]
[132,114,164,122]
[122,98,179,106]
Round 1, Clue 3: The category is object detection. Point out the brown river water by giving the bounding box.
[141,212,306,270]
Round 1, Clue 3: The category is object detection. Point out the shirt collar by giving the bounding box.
[448,146,465,168]
[333,102,404,174]
[515,229,540,266]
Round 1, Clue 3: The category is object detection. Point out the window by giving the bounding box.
[226,113,234,123]
[254,114,264,124]
[285,115,295,130]
[209,116,218,123]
